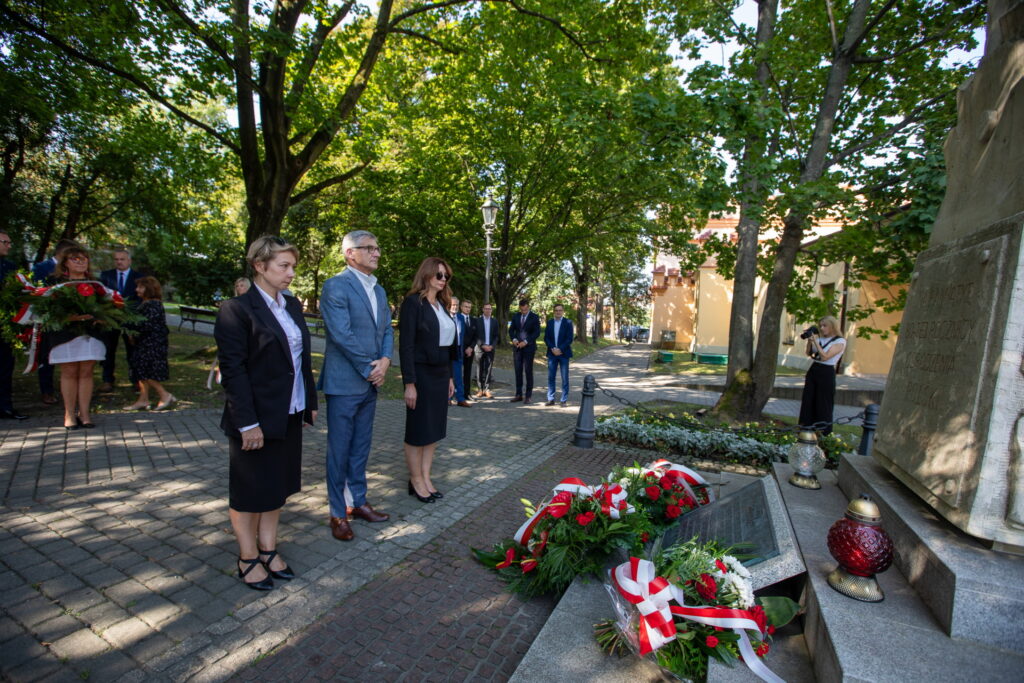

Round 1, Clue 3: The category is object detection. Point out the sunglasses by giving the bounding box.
[435,272,451,281]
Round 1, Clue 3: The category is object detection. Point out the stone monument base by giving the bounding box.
[838,453,1024,654]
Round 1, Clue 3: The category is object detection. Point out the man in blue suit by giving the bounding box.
[544,304,574,406]
[508,298,541,404]
[98,247,142,392]
[449,297,472,407]
[319,230,393,541]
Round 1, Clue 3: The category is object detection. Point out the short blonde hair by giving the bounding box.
[246,235,299,270]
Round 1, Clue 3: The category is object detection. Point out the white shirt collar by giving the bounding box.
[348,266,377,289]
[254,282,284,308]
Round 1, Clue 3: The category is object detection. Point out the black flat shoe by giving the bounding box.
[64,424,81,431]
[258,549,294,581]
[429,490,444,499]
[408,480,435,504]
[237,558,274,591]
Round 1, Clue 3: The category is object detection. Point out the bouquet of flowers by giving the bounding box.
[473,476,649,597]
[17,279,133,336]
[596,539,799,682]
[610,460,714,531]
[0,272,36,350]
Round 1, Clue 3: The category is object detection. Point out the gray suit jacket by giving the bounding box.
[318,268,393,396]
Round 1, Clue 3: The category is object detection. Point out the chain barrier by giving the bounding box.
[593,380,866,438]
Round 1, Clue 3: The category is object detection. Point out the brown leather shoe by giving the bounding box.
[510,396,523,402]
[523,397,532,404]
[457,401,472,408]
[41,393,58,405]
[350,503,389,523]
[98,382,115,394]
[330,516,354,541]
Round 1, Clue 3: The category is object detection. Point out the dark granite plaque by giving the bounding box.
[661,479,780,567]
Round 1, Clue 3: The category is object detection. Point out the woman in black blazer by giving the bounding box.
[215,236,317,591]
[399,257,457,503]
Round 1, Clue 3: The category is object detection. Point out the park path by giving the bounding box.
[0,342,868,681]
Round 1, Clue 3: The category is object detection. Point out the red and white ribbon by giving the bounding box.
[644,459,715,505]
[514,477,635,546]
[610,557,676,655]
[610,557,783,683]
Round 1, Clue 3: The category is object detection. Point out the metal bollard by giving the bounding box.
[857,403,879,456]
[573,374,597,448]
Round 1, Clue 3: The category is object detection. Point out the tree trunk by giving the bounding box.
[36,163,72,262]
[571,255,590,342]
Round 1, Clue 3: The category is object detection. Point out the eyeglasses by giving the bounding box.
[352,245,381,254]
[68,256,88,262]
[0,239,11,245]
[435,272,451,281]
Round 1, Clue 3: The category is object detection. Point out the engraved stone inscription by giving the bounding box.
[662,479,779,567]
[875,232,1008,508]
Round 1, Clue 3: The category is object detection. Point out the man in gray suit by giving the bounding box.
[319,230,393,541]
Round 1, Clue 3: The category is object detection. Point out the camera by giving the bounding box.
[799,325,819,340]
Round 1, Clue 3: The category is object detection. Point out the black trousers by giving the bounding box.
[462,349,475,395]
[477,349,495,392]
[513,348,535,398]
[101,330,128,383]
[0,340,14,412]
[799,362,836,436]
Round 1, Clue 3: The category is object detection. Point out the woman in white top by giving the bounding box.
[798,315,846,436]
[48,247,106,430]
[398,257,457,503]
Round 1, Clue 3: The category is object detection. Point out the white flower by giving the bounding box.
[724,555,751,580]
[722,572,755,608]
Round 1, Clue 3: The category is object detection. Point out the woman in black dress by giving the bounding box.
[798,315,846,436]
[124,276,175,411]
[400,257,457,503]
[214,236,317,590]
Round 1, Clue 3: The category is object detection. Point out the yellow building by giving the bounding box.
[649,218,901,376]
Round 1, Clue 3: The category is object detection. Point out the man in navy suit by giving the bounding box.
[319,230,393,541]
[98,247,142,392]
[508,298,540,404]
[544,303,574,406]
[473,302,500,398]
[457,299,477,401]
[449,297,470,407]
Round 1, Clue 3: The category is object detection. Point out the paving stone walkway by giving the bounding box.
[0,344,868,682]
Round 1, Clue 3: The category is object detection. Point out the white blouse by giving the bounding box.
[814,336,846,367]
[432,302,456,346]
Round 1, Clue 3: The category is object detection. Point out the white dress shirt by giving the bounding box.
[433,302,456,346]
[552,318,562,344]
[348,267,378,323]
[481,316,492,345]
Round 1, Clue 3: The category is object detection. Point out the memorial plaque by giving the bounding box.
[661,475,804,589]
[874,218,1024,549]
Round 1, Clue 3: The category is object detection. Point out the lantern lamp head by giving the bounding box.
[788,430,826,489]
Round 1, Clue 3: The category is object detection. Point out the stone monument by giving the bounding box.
[872,0,1024,552]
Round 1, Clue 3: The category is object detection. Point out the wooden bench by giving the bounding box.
[178,306,218,332]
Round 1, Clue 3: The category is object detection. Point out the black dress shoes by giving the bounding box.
[408,480,435,503]
[237,558,274,591]
[0,410,27,420]
[258,549,295,581]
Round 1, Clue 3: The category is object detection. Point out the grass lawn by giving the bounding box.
[648,355,806,377]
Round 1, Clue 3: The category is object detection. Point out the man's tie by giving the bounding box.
[118,271,125,293]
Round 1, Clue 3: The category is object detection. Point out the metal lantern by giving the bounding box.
[481,196,499,226]
[787,430,826,489]
[826,494,894,602]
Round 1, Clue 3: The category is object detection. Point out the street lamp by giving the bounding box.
[481,196,499,306]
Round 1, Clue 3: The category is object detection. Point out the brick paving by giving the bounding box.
[0,344,869,681]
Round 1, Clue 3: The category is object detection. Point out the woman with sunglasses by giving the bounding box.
[399,257,457,503]
[48,246,106,429]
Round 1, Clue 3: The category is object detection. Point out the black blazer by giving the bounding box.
[473,316,501,348]
[215,286,317,440]
[508,310,541,353]
[100,268,142,303]
[457,313,477,352]
[398,294,457,385]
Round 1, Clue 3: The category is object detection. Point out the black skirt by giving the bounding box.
[229,412,303,513]
[404,362,449,446]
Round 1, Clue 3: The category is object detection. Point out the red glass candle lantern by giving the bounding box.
[826,494,894,602]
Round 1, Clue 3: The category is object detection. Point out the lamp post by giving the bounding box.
[481,196,499,305]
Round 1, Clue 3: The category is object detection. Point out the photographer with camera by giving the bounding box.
[798,315,846,435]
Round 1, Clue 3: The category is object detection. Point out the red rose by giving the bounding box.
[666,504,682,519]
[767,625,776,635]
[660,477,673,490]
[521,559,538,573]
[76,283,94,296]
[695,573,717,601]
[645,485,661,500]
[547,491,573,518]
[750,605,767,634]
[94,284,106,295]
[705,635,719,648]
[640,532,650,543]
[495,547,516,569]
[681,496,697,508]
[756,642,770,657]
[576,511,595,526]
[715,559,728,574]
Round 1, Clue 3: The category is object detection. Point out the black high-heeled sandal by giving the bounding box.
[408,480,435,504]
[237,558,274,591]
[258,548,295,580]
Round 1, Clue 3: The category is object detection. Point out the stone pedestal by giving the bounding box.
[872,0,1024,553]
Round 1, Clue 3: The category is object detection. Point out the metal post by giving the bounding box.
[573,374,597,448]
[857,403,879,456]
[483,224,493,306]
